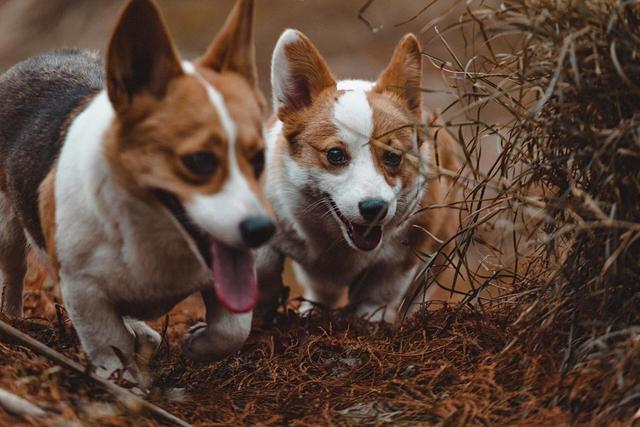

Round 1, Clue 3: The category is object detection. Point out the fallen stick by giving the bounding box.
[0,320,190,427]
[0,388,47,419]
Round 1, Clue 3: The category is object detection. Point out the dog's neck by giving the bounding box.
[61,91,155,221]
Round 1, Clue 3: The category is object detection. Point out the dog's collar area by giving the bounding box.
[152,189,212,267]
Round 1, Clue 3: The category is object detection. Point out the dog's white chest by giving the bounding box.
[54,95,210,317]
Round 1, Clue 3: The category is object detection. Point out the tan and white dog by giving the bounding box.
[257,30,461,322]
[0,0,273,381]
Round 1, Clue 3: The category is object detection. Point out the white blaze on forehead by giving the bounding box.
[328,84,397,221]
[333,88,374,144]
[181,61,262,247]
[182,62,237,144]
[336,79,374,92]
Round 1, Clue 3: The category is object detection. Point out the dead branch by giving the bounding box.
[0,388,46,419]
[0,320,191,427]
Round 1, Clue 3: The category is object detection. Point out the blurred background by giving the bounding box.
[0,0,465,113]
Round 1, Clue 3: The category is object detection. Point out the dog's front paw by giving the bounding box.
[92,354,145,387]
[355,304,396,323]
[298,300,315,317]
[184,322,245,362]
[125,319,162,354]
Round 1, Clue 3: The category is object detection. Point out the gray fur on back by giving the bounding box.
[0,49,104,247]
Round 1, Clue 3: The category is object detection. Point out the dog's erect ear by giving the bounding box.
[271,29,336,119]
[374,34,423,120]
[199,0,257,85]
[106,0,183,114]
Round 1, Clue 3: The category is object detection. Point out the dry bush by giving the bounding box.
[412,0,640,422]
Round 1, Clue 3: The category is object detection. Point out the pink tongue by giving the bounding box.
[350,224,383,251]
[211,241,258,313]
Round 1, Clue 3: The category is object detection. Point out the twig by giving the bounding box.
[357,0,382,32]
[0,388,47,419]
[394,0,439,27]
[0,320,191,427]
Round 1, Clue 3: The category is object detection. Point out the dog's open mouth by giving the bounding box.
[327,198,383,251]
[153,190,257,313]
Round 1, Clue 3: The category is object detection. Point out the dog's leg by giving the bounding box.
[124,318,161,355]
[60,281,139,381]
[184,289,252,362]
[293,262,345,314]
[349,264,418,323]
[255,245,286,318]
[0,193,26,318]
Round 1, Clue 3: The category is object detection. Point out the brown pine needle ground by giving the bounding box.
[0,278,570,426]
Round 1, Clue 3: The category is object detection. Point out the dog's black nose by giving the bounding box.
[358,198,389,223]
[239,216,275,248]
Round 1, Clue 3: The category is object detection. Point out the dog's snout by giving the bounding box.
[358,198,389,223]
[239,216,275,248]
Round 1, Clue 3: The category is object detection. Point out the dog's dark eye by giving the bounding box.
[251,150,265,178]
[327,147,347,166]
[383,150,402,167]
[181,151,218,176]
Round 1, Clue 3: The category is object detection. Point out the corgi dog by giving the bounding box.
[0,0,273,381]
[257,30,461,322]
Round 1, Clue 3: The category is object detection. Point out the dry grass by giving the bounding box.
[0,277,568,425]
[1,0,640,425]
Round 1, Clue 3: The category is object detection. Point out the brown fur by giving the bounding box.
[282,90,345,166]
[38,164,59,281]
[368,91,422,188]
[105,76,232,200]
[200,0,258,87]
[373,34,423,119]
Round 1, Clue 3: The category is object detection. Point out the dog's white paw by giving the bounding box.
[355,304,396,323]
[93,354,142,385]
[184,322,245,362]
[298,300,315,317]
[126,319,161,354]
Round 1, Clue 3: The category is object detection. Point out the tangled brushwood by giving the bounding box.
[1,0,640,425]
[430,0,640,422]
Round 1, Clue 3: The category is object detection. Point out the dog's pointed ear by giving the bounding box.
[199,0,257,85]
[271,29,336,120]
[106,0,183,114]
[374,34,423,119]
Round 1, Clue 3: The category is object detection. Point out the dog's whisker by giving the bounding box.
[301,197,333,214]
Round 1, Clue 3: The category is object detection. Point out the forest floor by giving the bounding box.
[0,260,581,426]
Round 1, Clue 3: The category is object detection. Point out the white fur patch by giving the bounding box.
[266,120,283,159]
[337,79,374,91]
[333,89,374,144]
[56,92,114,227]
